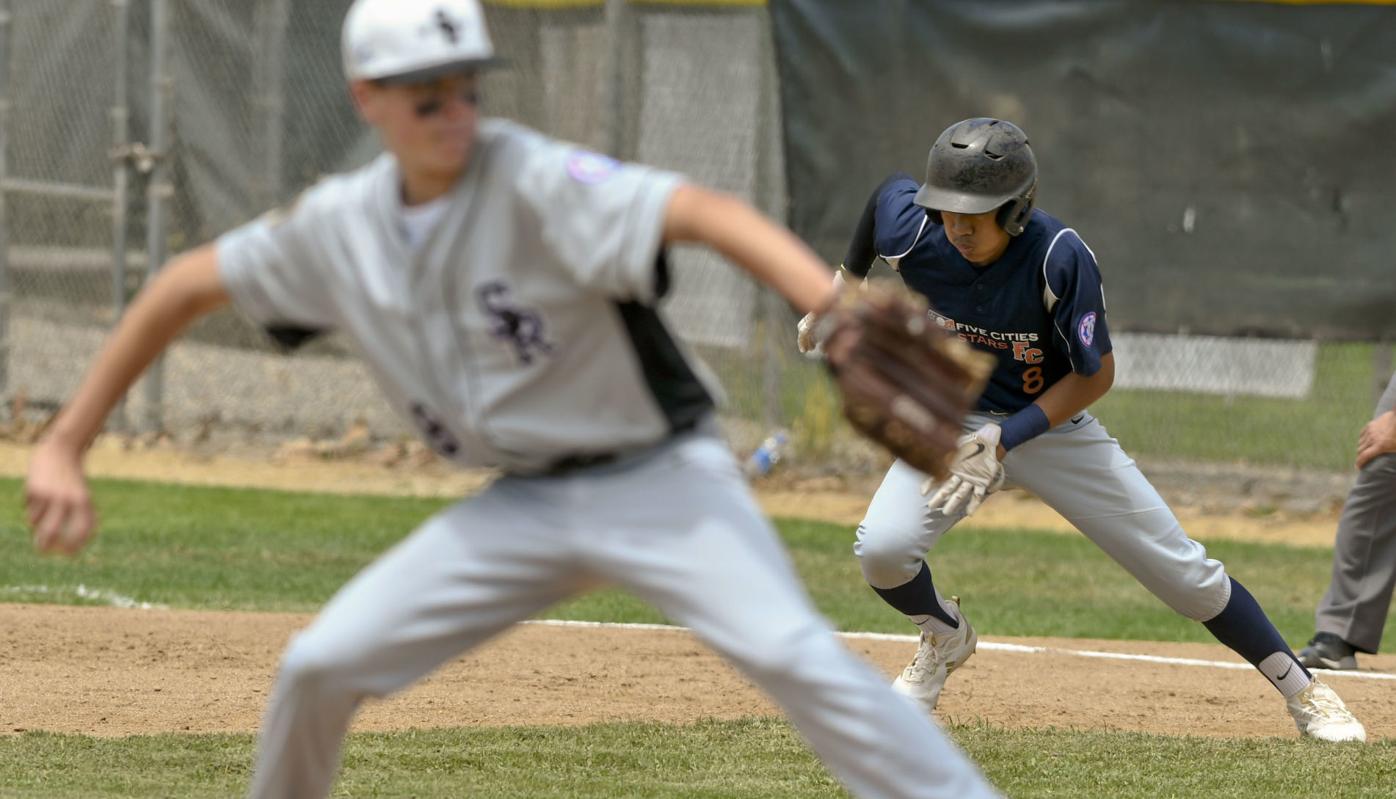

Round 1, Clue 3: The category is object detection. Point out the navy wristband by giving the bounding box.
[999,405,1050,451]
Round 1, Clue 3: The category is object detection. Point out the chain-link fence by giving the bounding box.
[0,0,818,453]
[1,0,129,420]
[0,0,1389,477]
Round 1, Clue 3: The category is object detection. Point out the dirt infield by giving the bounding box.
[4,438,1388,743]
[2,604,1393,740]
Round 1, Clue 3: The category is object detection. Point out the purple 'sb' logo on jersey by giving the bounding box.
[1078,312,1097,347]
[477,281,553,365]
[566,151,619,184]
[410,402,460,457]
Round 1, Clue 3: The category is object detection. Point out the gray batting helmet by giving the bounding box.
[913,118,1037,236]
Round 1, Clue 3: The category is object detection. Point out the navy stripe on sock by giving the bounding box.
[871,561,958,628]
[1203,577,1310,677]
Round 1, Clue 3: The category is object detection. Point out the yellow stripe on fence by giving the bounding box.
[484,0,766,8]
[1226,0,1396,5]
[486,0,1393,8]
[484,0,603,8]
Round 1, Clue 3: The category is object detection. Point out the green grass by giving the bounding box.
[3,477,1388,648]
[4,477,1393,798]
[706,339,1386,471]
[961,726,1396,799]
[1,721,1392,799]
[1,479,445,612]
[0,720,840,799]
[1092,341,1380,472]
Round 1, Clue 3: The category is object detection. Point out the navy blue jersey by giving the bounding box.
[848,175,1112,414]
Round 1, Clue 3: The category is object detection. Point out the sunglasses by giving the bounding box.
[412,86,481,118]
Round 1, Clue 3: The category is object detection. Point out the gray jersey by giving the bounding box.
[217,119,718,473]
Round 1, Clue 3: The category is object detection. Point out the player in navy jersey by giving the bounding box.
[798,117,1366,741]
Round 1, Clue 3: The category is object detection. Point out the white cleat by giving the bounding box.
[891,598,977,712]
[1286,678,1366,743]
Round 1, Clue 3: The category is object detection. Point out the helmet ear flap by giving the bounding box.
[996,182,1037,237]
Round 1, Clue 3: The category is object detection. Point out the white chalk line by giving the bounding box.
[3,597,1387,683]
[527,619,1396,682]
[2,584,167,610]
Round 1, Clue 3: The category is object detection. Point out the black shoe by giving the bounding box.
[1297,632,1358,670]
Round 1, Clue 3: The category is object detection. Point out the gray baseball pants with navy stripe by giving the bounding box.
[857,412,1232,624]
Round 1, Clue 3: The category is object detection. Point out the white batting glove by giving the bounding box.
[797,309,820,354]
[924,422,1005,518]
[797,269,863,356]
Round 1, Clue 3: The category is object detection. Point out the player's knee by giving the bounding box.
[277,631,358,695]
[855,523,923,588]
[1167,566,1231,622]
[732,620,844,681]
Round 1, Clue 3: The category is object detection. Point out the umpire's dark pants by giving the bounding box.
[1316,372,1396,653]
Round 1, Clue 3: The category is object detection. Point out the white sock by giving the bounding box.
[1259,651,1311,698]
[911,601,960,637]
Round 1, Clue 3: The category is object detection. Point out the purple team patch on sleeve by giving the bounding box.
[566,151,619,184]
[1078,312,1097,347]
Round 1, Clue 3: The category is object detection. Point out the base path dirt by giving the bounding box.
[2,604,1391,740]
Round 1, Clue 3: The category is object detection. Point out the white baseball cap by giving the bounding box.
[342,0,497,84]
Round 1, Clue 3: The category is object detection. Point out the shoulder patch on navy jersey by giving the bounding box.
[1078,312,1097,347]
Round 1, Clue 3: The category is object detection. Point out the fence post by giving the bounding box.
[0,0,12,403]
[253,0,289,209]
[755,6,783,432]
[602,0,638,159]
[109,0,131,431]
[141,0,173,433]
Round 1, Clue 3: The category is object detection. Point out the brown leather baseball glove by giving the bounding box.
[813,284,995,480]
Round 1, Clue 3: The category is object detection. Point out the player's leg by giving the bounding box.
[857,458,964,630]
[1004,415,1232,618]
[1307,376,1396,666]
[854,457,977,710]
[582,434,998,799]
[247,480,590,799]
[1007,414,1364,741]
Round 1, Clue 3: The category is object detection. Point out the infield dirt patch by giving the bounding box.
[2,604,1392,740]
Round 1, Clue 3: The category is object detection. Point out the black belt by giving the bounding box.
[540,451,621,476]
[537,417,708,477]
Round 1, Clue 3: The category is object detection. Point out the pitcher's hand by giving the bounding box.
[26,437,97,555]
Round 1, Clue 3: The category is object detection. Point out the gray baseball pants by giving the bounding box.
[858,412,1232,623]
[1315,372,1396,653]
[246,430,998,799]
